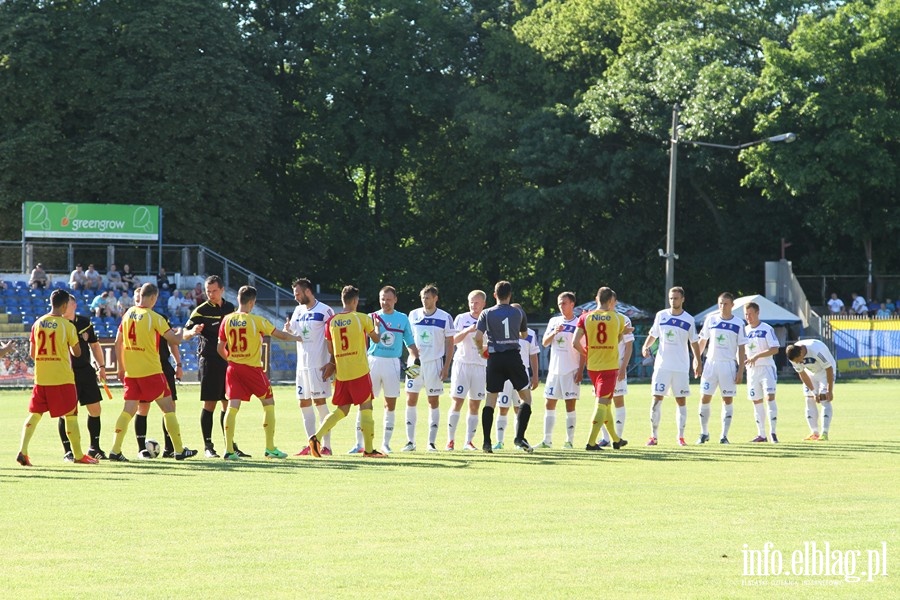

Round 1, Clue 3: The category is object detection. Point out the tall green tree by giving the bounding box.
[0,0,276,265]
[745,0,899,293]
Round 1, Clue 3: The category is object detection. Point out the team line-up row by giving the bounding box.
[8,279,837,466]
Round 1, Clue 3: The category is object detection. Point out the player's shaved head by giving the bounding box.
[469,290,486,302]
[293,278,313,291]
[597,287,616,305]
[238,285,257,304]
[140,282,158,298]
[50,289,70,309]
[494,281,512,301]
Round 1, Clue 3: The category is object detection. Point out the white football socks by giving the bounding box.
[428,407,440,445]
[466,414,478,444]
[753,402,767,437]
[543,410,556,444]
[565,411,576,444]
[699,403,711,436]
[447,410,460,444]
[721,403,734,438]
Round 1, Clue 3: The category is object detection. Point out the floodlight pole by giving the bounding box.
[662,104,796,304]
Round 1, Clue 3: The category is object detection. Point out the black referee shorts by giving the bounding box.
[486,350,529,394]
[73,367,102,406]
[198,356,227,401]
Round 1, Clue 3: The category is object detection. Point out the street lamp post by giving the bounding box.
[661,104,796,303]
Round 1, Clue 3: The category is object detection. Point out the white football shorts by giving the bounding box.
[747,365,777,401]
[369,355,402,398]
[700,360,738,397]
[450,361,486,401]
[651,368,691,398]
[545,370,581,401]
[405,358,444,396]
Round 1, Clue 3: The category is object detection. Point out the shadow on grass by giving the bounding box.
[2,440,895,478]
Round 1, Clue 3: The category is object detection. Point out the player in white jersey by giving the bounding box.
[347,285,419,454]
[601,297,633,446]
[641,286,701,446]
[743,302,780,443]
[696,292,747,445]
[537,292,584,449]
[285,278,335,455]
[786,339,836,441]
[447,290,488,451]
[403,284,455,452]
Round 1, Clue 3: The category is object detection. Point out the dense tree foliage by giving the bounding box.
[1,0,896,314]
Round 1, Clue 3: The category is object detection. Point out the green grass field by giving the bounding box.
[0,380,897,599]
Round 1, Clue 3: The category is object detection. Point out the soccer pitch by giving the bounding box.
[0,380,896,599]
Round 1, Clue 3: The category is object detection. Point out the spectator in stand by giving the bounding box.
[886,298,896,314]
[121,264,136,291]
[186,282,206,306]
[106,264,124,291]
[29,263,49,289]
[105,290,119,318]
[117,289,134,315]
[157,267,172,291]
[69,264,86,290]
[167,290,191,319]
[876,303,892,319]
[85,264,102,291]
[867,298,880,317]
[90,291,110,317]
[850,292,867,315]
[826,293,844,315]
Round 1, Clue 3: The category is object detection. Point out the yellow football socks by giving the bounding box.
[111,411,133,454]
[163,412,184,452]
[20,413,42,454]
[224,406,239,454]
[315,408,345,439]
[64,414,84,460]
[262,404,276,450]
[360,409,375,453]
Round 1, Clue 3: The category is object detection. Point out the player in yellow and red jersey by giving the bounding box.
[308,285,384,458]
[108,283,200,462]
[573,287,630,451]
[217,285,303,460]
[17,289,97,466]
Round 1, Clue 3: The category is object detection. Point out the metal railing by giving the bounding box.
[1,240,295,320]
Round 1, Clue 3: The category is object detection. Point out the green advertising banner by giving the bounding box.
[23,202,159,240]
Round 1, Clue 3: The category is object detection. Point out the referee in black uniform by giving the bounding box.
[59,295,107,460]
[184,275,248,458]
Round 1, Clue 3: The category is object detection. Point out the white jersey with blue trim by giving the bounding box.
[288,300,334,369]
[618,315,634,368]
[745,322,779,368]
[520,327,541,372]
[649,309,699,372]
[699,313,747,362]
[546,314,581,375]
[453,311,487,366]
[409,307,455,362]
[791,339,836,375]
